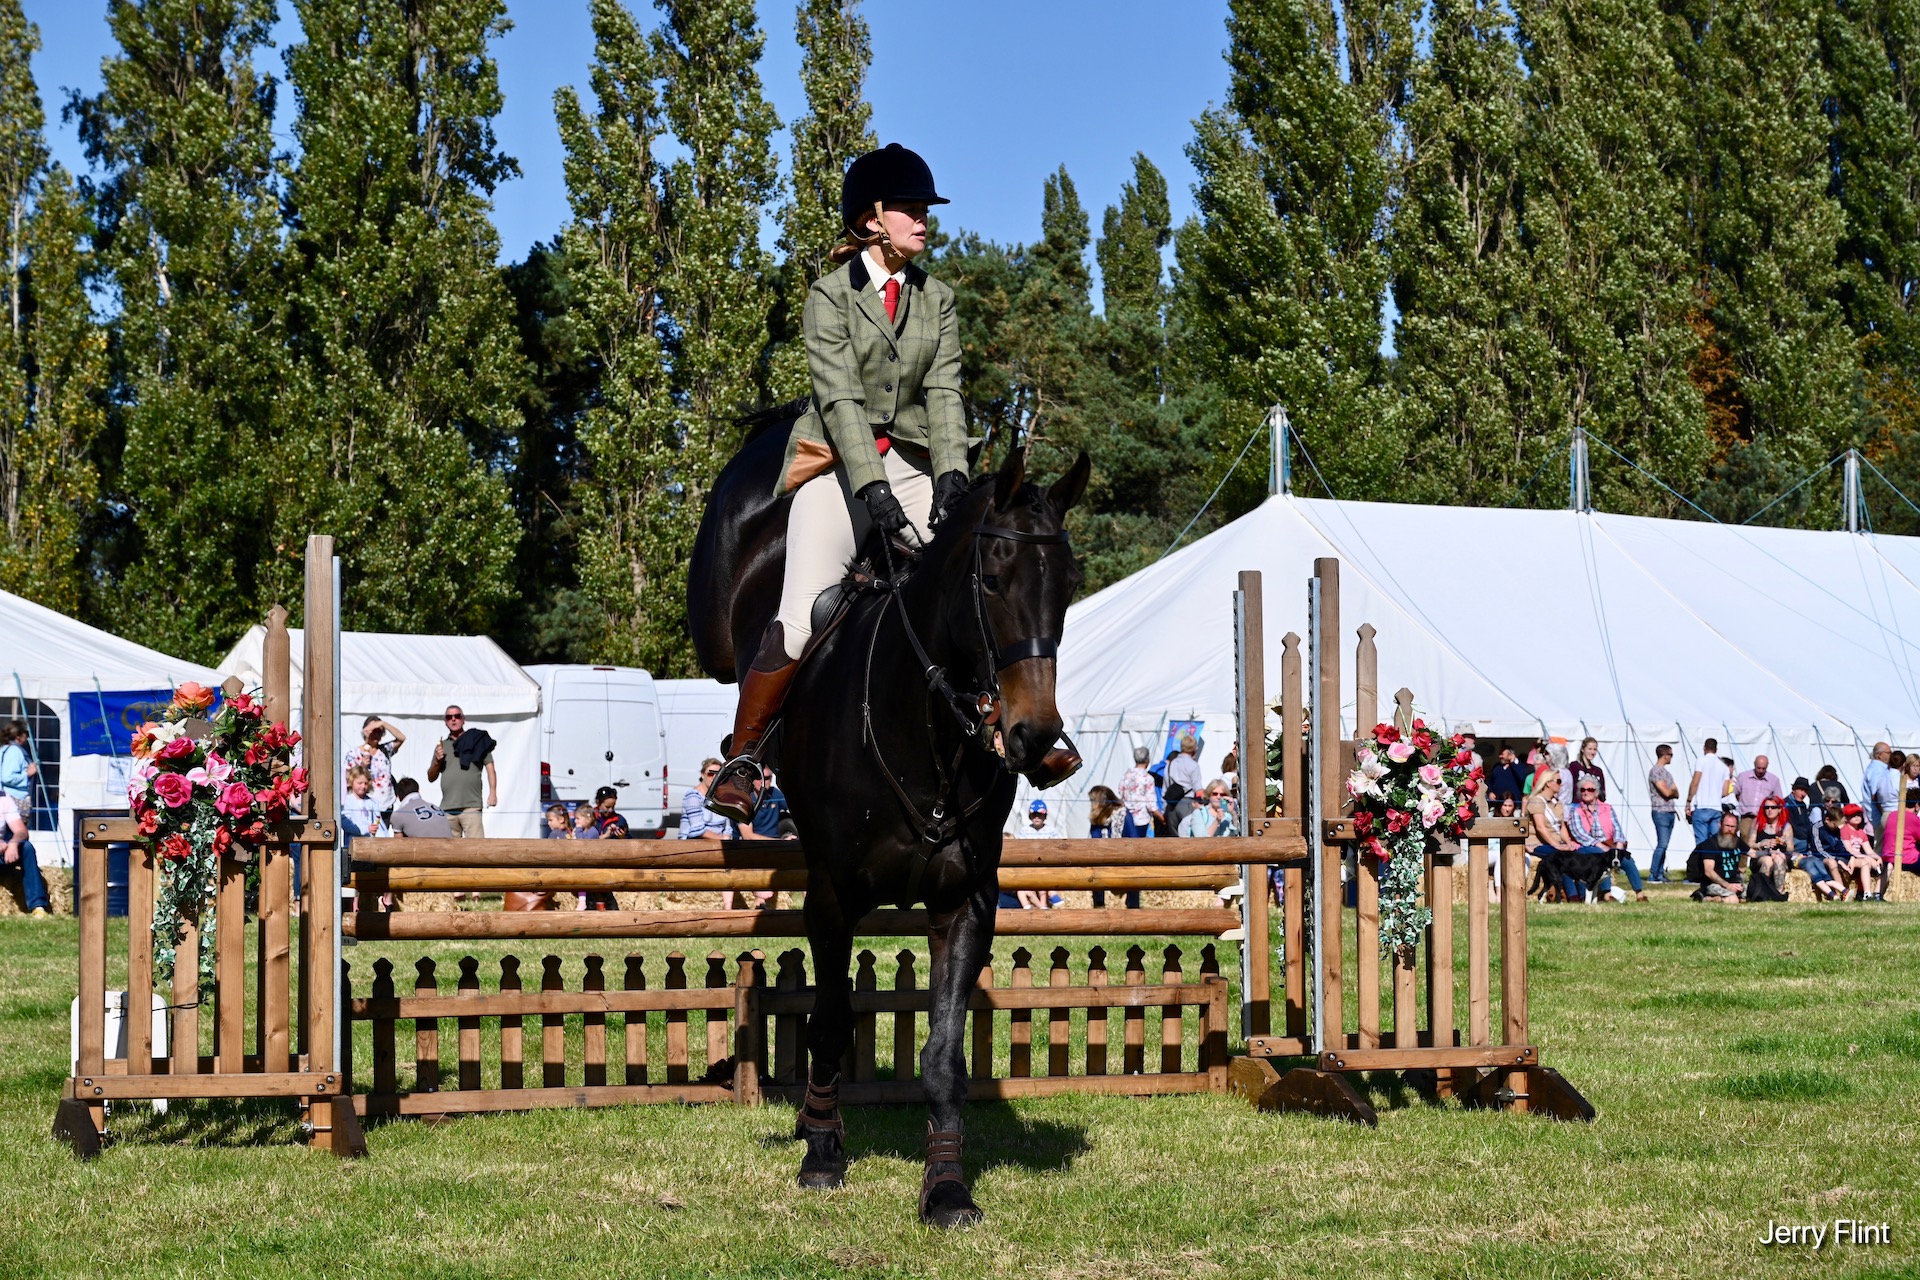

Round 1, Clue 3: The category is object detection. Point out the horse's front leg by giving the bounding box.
[798,876,855,1189]
[919,882,995,1227]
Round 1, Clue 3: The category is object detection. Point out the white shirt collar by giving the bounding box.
[864,245,908,292]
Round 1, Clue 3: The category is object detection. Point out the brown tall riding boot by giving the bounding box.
[708,624,797,823]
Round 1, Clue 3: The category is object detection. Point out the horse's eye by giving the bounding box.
[981,574,1001,594]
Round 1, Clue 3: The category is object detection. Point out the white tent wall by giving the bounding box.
[221,628,543,838]
[0,589,220,862]
[1037,493,1920,856]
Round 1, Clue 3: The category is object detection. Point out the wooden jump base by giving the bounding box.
[55,555,1586,1158]
[57,538,364,1158]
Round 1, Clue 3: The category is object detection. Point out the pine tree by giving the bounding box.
[278,0,527,635]
[1390,0,1553,506]
[0,0,49,566]
[768,0,874,403]
[72,0,286,661]
[1172,0,1411,508]
[554,0,680,668]
[1512,0,1710,514]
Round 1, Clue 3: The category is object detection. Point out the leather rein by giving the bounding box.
[860,519,1073,863]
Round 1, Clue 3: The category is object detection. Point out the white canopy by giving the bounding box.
[221,628,543,838]
[0,588,218,852]
[1034,494,1920,851]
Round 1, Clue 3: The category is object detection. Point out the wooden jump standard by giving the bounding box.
[1226,558,1592,1125]
[56,537,365,1158]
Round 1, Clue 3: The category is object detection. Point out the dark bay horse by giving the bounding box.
[689,419,1087,1225]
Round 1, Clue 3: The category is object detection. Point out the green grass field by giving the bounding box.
[3,894,1918,1279]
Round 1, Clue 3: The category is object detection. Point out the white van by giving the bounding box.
[524,665,669,835]
[656,678,736,821]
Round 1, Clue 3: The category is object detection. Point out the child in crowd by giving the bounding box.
[1085,785,1137,910]
[571,806,601,840]
[1838,804,1884,900]
[342,766,382,840]
[1808,806,1851,900]
[543,804,570,838]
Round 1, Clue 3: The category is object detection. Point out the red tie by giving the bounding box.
[883,277,900,323]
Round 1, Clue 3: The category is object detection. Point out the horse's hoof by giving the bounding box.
[797,1164,847,1191]
[919,1180,982,1228]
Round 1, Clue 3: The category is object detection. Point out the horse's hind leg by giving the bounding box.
[797,882,854,1189]
[919,887,994,1227]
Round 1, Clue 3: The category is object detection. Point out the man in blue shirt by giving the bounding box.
[751,766,792,839]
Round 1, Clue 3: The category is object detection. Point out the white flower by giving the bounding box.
[151,720,185,745]
[1360,756,1389,781]
[1347,770,1383,800]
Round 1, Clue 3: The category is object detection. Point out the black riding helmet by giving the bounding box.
[840,143,948,236]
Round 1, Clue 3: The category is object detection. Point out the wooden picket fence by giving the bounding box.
[345,941,1229,1117]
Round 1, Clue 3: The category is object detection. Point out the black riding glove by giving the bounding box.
[858,480,912,534]
[930,470,970,528]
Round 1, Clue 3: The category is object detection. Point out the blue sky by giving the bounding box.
[22,1,1234,266]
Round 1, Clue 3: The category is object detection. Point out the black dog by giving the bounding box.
[1529,848,1614,904]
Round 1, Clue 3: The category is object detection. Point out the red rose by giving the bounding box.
[212,825,233,856]
[1386,809,1411,835]
[229,693,261,717]
[1453,748,1473,767]
[1366,836,1387,859]
[137,808,160,836]
[244,743,266,766]
[244,819,268,843]
[1412,731,1434,754]
[158,833,193,862]
[1375,724,1400,745]
[1460,777,1479,796]
[288,765,309,797]
[1353,809,1375,836]
[1455,802,1475,826]
[1412,718,1425,731]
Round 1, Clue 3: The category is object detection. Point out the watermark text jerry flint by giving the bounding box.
[1763,1220,1893,1249]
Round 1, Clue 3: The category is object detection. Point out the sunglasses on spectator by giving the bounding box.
[445,713,464,722]
[702,767,720,778]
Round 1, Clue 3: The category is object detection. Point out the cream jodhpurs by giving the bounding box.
[775,447,933,660]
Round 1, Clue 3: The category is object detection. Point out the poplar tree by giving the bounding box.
[555,0,678,668]
[1390,0,1552,506]
[0,0,49,573]
[1676,0,1856,472]
[1172,0,1411,506]
[73,0,285,661]
[1823,0,1920,436]
[768,0,874,403]
[5,170,108,614]
[278,0,526,635]
[1512,0,1709,513]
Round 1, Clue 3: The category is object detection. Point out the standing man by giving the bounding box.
[1646,745,1680,883]
[1732,754,1785,844]
[427,705,496,838]
[1488,747,1528,808]
[1685,737,1732,848]
[1864,741,1898,832]
[1166,734,1205,831]
[1118,746,1161,839]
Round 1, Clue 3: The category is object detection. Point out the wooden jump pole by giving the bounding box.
[1234,569,1271,1035]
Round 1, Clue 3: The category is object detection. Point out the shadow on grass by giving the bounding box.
[760,1101,1091,1176]
[104,1096,306,1149]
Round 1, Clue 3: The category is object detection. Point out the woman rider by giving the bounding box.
[707,144,971,822]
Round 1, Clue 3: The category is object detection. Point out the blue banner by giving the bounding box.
[68,689,176,757]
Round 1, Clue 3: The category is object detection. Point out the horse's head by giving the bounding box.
[936,447,1089,784]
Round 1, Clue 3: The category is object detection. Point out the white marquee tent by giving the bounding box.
[221,628,544,838]
[1030,493,1920,852]
[0,588,220,857]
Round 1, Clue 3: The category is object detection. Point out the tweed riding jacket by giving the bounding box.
[778,253,970,497]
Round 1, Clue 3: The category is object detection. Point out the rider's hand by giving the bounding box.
[929,470,969,527]
[859,480,912,535]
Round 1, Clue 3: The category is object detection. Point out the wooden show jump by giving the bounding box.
[55,551,1584,1157]
[56,536,364,1158]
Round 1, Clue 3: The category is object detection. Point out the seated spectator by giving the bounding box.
[1808,806,1850,900]
[0,790,49,918]
[1488,747,1528,808]
[1879,787,1920,897]
[1784,778,1816,853]
[385,778,453,912]
[1748,797,1796,900]
[1085,785,1137,910]
[1523,771,1581,901]
[542,803,570,838]
[1814,763,1849,809]
[1687,812,1746,902]
[571,806,602,840]
[1838,804,1883,900]
[592,785,629,839]
[1178,779,1238,839]
[1566,778,1646,901]
[1005,800,1061,909]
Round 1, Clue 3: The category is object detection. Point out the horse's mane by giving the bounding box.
[735,397,808,444]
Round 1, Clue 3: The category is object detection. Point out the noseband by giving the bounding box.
[861,516,1072,856]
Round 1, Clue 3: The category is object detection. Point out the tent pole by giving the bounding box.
[1268,404,1291,497]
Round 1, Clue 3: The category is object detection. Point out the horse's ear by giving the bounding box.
[1048,450,1091,513]
[993,445,1026,509]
